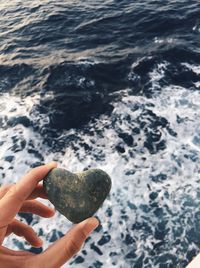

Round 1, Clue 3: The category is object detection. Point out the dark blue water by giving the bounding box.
[1,1,200,267]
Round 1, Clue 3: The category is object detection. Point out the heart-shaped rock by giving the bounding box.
[43,168,112,223]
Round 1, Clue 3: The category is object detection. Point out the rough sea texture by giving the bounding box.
[0,0,200,267]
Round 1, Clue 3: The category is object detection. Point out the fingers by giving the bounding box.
[20,200,55,218]
[0,184,13,199]
[0,246,35,268]
[29,184,48,200]
[0,184,49,201]
[0,245,34,256]
[37,217,99,268]
[0,162,57,227]
[6,219,43,248]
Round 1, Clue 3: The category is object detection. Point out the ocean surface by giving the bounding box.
[0,0,200,267]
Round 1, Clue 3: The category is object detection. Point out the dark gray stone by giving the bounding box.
[43,168,112,223]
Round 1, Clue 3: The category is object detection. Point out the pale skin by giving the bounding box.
[0,162,99,268]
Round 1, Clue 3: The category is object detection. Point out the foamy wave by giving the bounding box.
[2,77,200,267]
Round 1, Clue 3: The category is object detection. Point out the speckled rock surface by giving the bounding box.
[43,168,112,223]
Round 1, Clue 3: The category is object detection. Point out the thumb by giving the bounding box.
[37,217,99,268]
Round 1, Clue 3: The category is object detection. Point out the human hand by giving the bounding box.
[0,163,99,268]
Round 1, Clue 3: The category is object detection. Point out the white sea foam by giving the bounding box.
[1,61,200,267]
[154,37,176,44]
[182,63,200,75]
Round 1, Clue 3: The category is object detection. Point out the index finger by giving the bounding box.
[0,162,57,227]
[0,184,48,200]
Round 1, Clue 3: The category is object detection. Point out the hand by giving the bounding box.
[0,163,99,268]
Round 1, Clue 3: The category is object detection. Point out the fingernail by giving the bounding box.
[49,208,56,216]
[36,237,43,247]
[46,162,57,169]
[80,217,99,235]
